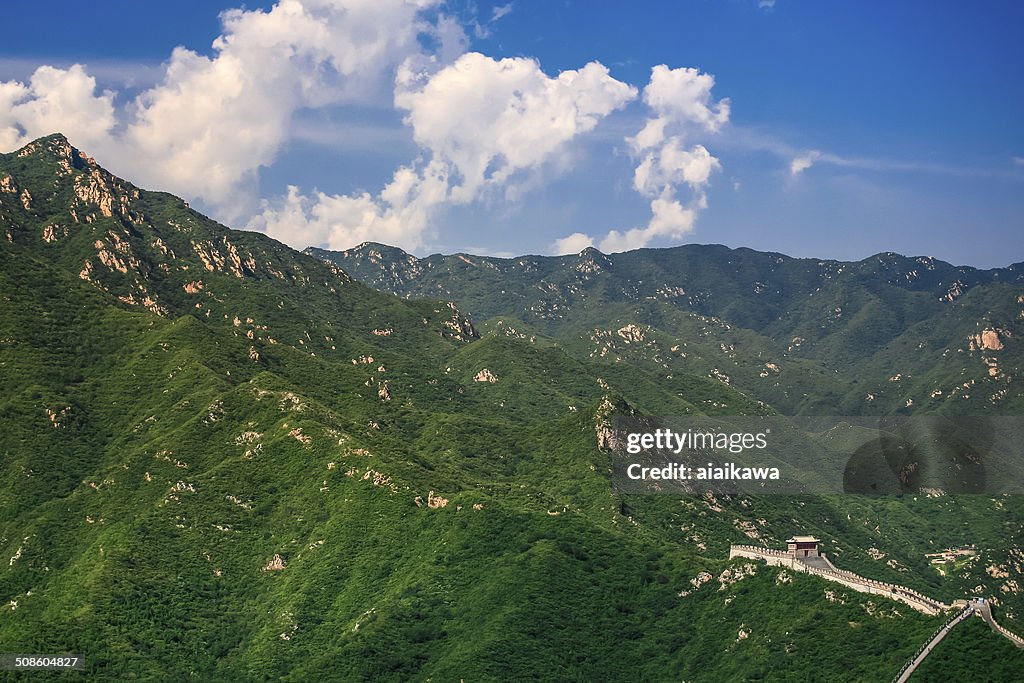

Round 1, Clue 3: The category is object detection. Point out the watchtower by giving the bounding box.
[787,535,821,558]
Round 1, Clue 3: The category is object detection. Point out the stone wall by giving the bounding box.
[729,545,948,616]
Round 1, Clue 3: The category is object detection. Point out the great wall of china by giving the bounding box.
[892,602,974,683]
[729,544,948,615]
[728,541,1023,681]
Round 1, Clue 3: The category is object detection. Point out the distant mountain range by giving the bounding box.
[309,241,1024,415]
[2,134,1022,680]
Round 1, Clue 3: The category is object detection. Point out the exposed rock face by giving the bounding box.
[97,245,130,274]
[576,247,612,275]
[263,554,286,571]
[441,301,478,340]
[41,224,66,242]
[616,323,645,343]
[691,571,713,588]
[361,470,393,489]
[595,396,624,451]
[288,427,312,445]
[75,171,116,217]
[971,328,1005,351]
[62,143,144,225]
[709,368,731,385]
[45,406,71,428]
[717,563,758,590]
[192,237,258,278]
[473,368,498,383]
[941,281,965,302]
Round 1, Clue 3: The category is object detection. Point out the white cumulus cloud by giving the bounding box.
[1,2,737,256]
[262,51,637,251]
[550,231,595,255]
[397,53,636,201]
[555,64,728,253]
[0,0,453,222]
[632,140,720,198]
[631,65,730,150]
[251,160,451,252]
[0,65,115,152]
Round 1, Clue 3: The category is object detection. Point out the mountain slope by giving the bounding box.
[1,135,1023,680]
[312,242,1024,415]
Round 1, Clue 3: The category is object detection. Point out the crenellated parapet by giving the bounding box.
[728,544,950,615]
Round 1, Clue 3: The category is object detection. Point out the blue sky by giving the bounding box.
[1,1,1022,266]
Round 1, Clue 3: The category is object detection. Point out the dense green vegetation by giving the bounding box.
[0,134,1022,680]
[313,237,1024,417]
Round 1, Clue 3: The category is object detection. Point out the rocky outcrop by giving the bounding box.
[473,368,498,383]
[41,223,66,242]
[440,302,478,341]
[263,554,286,571]
[595,396,633,452]
[616,323,645,343]
[970,328,1006,351]
[191,237,258,279]
[575,247,612,275]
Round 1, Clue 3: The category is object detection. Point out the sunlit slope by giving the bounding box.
[1,134,1023,680]
[315,242,1024,414]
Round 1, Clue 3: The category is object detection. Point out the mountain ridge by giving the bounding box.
[311,237,1024,416]
[321,239,1024,273]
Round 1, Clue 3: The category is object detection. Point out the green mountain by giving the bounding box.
[310,241,1024,416]
[1,134,1022,681]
